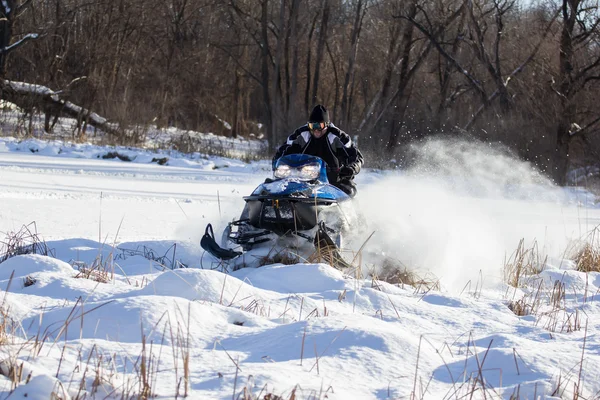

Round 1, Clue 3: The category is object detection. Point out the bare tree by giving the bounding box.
[286,0,302,123]
[432,2,467,130]
[402,0,558,132]
[552,0,600,184]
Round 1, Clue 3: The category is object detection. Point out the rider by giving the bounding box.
[273,104,364,197]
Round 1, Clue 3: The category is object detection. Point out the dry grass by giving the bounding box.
[408,330,593,400]
[506,277,544,318]
[0,221,54,264]
[306,228,442,293]
[306,245,354,271]
[372,258,441,293]
[116,243,185,270]
[257,247,302,267]
[507,297,535,316]
[0,305,13,347]
[0,278,110,395]
[233,375,332,399]
[0,359,28,390]
[573,243,600,272]
[503,238,546,288]
[0,273,20,347]
[571,227,600,272]
[502,239,587,337]
[71,258,112,284]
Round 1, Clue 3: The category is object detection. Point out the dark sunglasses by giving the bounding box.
[308,121,326,131]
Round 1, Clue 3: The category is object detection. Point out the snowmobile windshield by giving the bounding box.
[273,154,328,182]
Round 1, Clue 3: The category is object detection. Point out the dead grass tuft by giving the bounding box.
[306,246,354,271]
[71,258,112,283]
[0,306,13,346]
[573,242,600,273]
[568,226,600,272]
[504,238,546,287]
[0,359,27,389]
[75,267,111,283]
[117,243,184,269]
[376,259,440,292]
[0,222,54,264]
[507,297,533,316]
[257,248,301,267]
[505,279,544,318]
[378,264,418,286]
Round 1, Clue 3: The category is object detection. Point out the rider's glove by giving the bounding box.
[338,165,355,180]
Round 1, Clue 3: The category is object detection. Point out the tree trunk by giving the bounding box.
[554,116,571,185]
[304,13,318,115]
[311,0,329,105]
[287,0,301,122]
[553,0,579,185]
[231,69,240,138]
[260,0,274,147]
[272,0,286,141]
[340,0,365,127]
[357,18,401,132]
[386,1,417,152]
[326,43,340,123]
[435,10,466,130]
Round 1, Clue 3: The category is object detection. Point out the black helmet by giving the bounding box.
[309,104,330,125]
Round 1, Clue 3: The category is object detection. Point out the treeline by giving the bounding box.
[1,0,600,183]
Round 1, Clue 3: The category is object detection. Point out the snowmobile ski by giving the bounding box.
[200,224,242,260]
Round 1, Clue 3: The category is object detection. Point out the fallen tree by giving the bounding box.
[0,78,122,137]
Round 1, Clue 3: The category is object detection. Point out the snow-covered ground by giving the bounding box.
[0,136,599,399]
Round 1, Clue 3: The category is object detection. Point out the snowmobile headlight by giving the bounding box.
[274,164,291,178]
[300,163,320,180]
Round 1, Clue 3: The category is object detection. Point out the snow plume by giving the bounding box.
[407,138,560,201]
[358,137,594,292]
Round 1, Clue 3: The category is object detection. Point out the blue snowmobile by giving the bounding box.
[201,154,358,267]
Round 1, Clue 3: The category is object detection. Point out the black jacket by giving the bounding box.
[273,123,364,183]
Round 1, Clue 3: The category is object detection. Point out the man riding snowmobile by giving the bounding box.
[273,104,364,197]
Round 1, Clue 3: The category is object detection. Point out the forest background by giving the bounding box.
[1,0,599,186]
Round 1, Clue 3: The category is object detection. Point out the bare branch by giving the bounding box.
[210,40,261,84]
[464,8,560,129]
[397,5,488,102]
[570,115,600,137]
[15,0,34,17]
[0,32,38,54]
[574,60,600,89]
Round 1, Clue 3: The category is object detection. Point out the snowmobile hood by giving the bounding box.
[250,179,349,201]
[250,154,349,202]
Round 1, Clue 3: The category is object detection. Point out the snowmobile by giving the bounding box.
[200,154,359,268]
